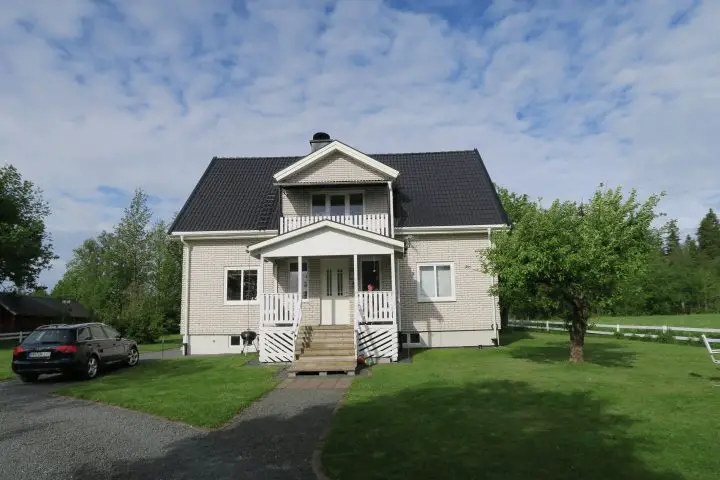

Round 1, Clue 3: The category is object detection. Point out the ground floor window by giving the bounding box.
[417,262,455,302]
[225,267,258,303]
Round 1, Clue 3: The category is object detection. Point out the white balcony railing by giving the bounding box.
[356,291,396,325]
[280,213,389,236]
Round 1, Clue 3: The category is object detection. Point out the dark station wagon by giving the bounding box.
[11,322,139,382]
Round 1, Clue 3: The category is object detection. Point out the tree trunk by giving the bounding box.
[568,304,588,363]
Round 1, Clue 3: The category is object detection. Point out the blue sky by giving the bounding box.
[1,0,718,289]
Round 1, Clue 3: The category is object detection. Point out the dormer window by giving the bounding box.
[311,192,364,217]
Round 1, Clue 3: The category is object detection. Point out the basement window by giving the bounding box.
[230,335,242,347]
[402,333,421,345]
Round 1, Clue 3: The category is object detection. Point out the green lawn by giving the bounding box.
[57,355,281,427]
[593,313,720,329]
[323,332,720,480]
[138,334,183,352]
[0,348,13,381]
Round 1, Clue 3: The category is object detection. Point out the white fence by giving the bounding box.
[0,331,32,344]
[279,213,389,236]
[509,319,720,342]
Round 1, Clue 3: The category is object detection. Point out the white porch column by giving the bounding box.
[353,254,359,296]
[297,256,302,298]
[390,251,397,324]
[258,255,264,328]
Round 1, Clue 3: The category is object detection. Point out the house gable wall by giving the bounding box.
[283,153,390,184]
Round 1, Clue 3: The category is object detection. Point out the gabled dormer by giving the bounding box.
[273,133,399,185]
[275,133,399,238]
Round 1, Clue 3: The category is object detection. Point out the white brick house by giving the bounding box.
[169,133,508,368]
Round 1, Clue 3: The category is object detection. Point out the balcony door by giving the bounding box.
[311,193,364,217]
[320,257,351,325]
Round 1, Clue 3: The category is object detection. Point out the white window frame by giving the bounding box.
[224,267,259,305]
[401,332,422,346]
[309,190,365,217]
[416,262,456,302]
[288,261,310,302]
[229,335,243,348]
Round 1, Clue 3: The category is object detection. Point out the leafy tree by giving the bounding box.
[52,189,181,342]
[483,185,662,362]
[493,186,540,326]
[0,165,57,291]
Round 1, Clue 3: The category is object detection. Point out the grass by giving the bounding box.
[57,355,281,427]
[593,313,720,328]
[323,332,720,480]
[138,333,183,352]
[0,348,13,381]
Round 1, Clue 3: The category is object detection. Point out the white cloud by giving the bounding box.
[0,0,718,288]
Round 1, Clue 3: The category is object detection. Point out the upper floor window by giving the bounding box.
[311,193,364,217]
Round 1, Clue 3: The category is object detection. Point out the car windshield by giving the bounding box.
[23,329,75,345]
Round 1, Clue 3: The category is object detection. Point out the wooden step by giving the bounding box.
[296,355,357,362]
[288,360,356,376]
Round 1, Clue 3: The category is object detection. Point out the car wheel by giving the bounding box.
[18,374,39,383]
[126,347,139,367]
[82,355,99,380]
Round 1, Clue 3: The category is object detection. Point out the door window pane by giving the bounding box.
[311,194,326,216]
[289,262,309,299]
[329,195,345,216]
[337,269,344,296]
[418,266,436,298]
[243,270,258,301]
[326,269,332,296]
[436,265,452,297]
[349,193,363,216]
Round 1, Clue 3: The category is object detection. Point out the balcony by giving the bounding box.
[279,213,390,236]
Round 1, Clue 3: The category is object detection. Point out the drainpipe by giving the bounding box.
[180,236,192,355]
[487,227,500,346]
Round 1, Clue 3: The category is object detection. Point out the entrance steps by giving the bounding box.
[289,325,356,376]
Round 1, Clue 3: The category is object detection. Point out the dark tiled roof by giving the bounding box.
[169,149,507,232]
[0,293,91,319]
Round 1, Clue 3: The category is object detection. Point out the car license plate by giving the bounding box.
[28,351,51,359]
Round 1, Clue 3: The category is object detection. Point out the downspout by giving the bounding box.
[487,227,500,346]
[180,236,192,355]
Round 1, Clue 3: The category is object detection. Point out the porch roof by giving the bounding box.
[247,220,404,258]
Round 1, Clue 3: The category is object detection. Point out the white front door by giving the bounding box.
[320,258,351,325]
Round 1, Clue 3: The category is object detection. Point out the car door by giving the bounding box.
[101,324,125,362]
[89,325,114,363]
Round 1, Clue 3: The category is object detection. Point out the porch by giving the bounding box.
[247,221,404,365]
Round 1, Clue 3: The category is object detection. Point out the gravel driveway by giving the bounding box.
[0,367,345,480]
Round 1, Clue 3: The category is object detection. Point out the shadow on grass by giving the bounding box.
[500,328,534,345]
[324,380,680,480]
[509,340,637,368]
[60,380,684,480]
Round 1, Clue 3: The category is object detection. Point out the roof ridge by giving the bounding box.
[215,149,477,161]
